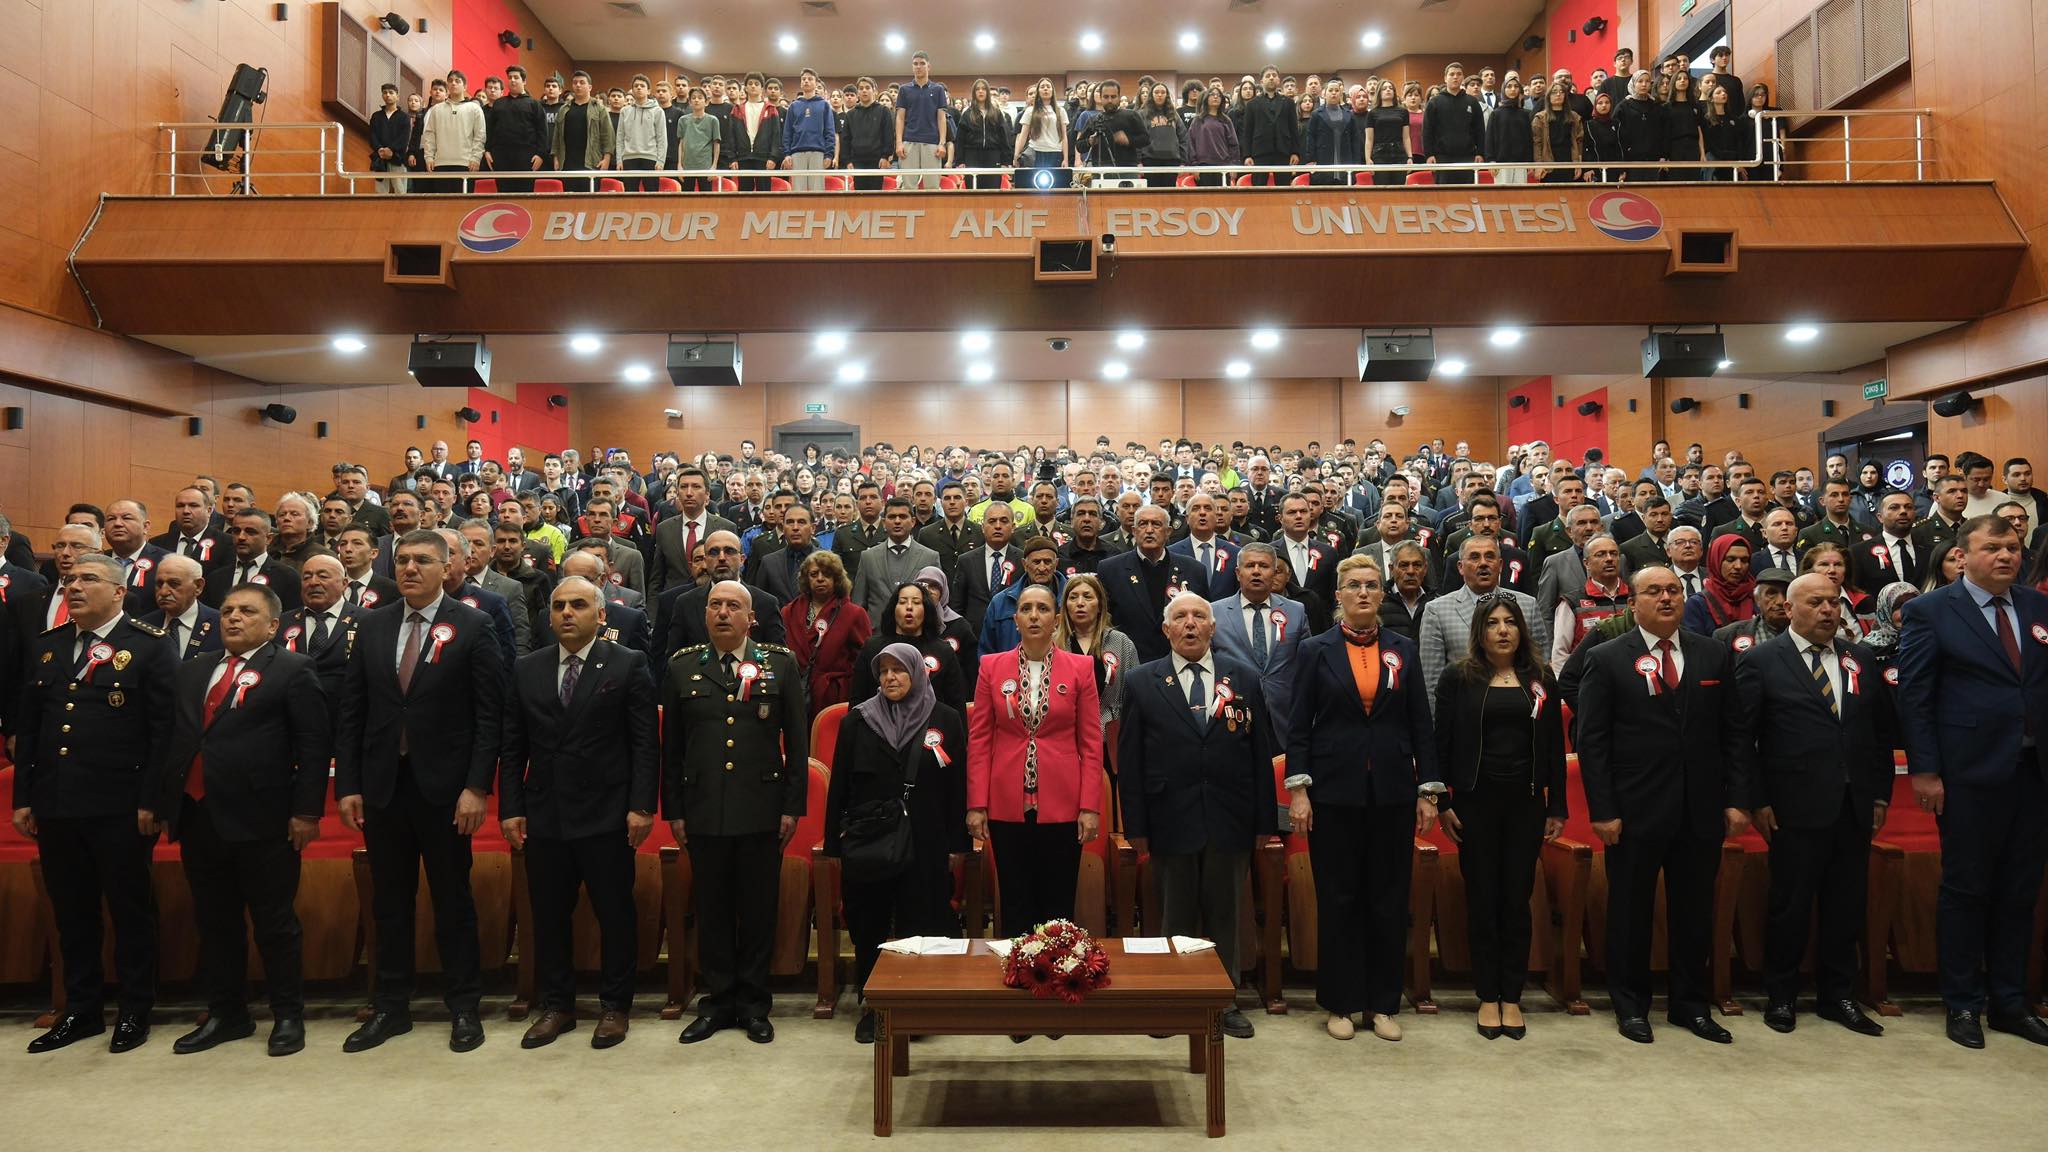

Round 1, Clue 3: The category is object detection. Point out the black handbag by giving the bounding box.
[837,747,922,885]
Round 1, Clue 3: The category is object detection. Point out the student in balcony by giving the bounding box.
[1185,88,1238,187]
[1530,83,1584,184]
[615,75,668,192]
[1137,82,1190,189]
[1616,70,1663,182]
[1422,61,1485,185]
[550,71,616,192]
[1012,78,1070,186]
[1749,83,1784,180]
[676,88,722,191]
[369,83,410,195]
[1485,75,1534,185]
[403,80,442,194]
[1239,67,1299,186]
[485,66,549,194]
[1361,83,1410,186]
[1303,81,1353,186]
[780,69,839,192]
[421,70,486,193]
[1583,90,1622,182]
[1659,72,1705,180]
[842,76,896,191]
[953,79,1012,190]
[725,72,783,192]
[1701,81,1752,181]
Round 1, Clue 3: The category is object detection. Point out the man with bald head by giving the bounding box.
[141,553,220,660]
[556,548,649,654]
[1735,573,1892,1037]
[501,575,659,1050]
[663,580,807,1046]
[279,552,362,714]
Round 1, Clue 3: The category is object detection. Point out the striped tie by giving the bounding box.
[1809,646,1836,718]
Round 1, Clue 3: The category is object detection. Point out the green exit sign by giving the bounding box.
[1679,0,1697,15]
[1863,378,1888,401]
[805,402,829,414]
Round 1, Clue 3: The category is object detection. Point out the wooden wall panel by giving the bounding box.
[1656,362,1876,477]
[1927,374,2048,468]
[1183,379,1339,452]
[1067,379,1181,453]
[1342,377,1505,462]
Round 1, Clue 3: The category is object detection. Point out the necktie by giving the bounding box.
[181,537,201,559]
[72,631,97,677]
[1657,637,1678,691]
[1683,572,1699,598]
[1808,645,1837,717]
[561,653,582,708]
[398,612,425,693]
[685,520,699,565]
[1991,597,2023,675]
[236,562,252,585]
[191,655,242,799]
[52,596,69,628]
[348,581,364,606]
[310,612,331,651]
[1185,662,1207,715]
[1250,603,1269,668]
[1889,537,1910,581]
[1774,548,1791,572]
[174,620,189,655]
[723,652,738,681]
[991,551,1003,589]
[1199,542,1213,575]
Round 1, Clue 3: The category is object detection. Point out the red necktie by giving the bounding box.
[51,595,69,628]
[189,655,242,800]
[685,520,699,566]
[1991,597,2023,675]
[1657,638,1679,691]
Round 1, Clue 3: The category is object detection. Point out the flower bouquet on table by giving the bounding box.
[1001,919,1111,1003]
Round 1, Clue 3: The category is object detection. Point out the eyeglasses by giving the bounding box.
[1336,581,1382,595]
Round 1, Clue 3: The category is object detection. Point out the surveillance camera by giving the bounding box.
[1099,233,1116,252]
[1047,337,1071,352]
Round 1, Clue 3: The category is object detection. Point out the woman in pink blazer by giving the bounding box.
[967,584,1104,936]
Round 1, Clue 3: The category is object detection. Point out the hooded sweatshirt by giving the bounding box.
[616,96,668,164]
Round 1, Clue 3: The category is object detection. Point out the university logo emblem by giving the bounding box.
[457,203,532,253]
[1586,190,1663,242]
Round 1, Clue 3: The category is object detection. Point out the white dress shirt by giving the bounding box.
[1637,625,1684,681]
[394,595,445,673]
[557,637,598,696]
[1790,628,1842,706]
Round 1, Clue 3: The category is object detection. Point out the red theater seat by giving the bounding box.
[1290,173,1314,186]
[881,174,900,190]
[597,177,625,192]
[1353,171,1376,186]
[769,177,792,192]
[717,176,739,192]
[939,174,963,190]
[824,174,850,191]
[656,177,682,192]
[809,701,849,771]
[472,178,498,194]
[534,178,564,193]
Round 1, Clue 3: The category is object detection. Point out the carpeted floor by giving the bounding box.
[2,988,2043,1150]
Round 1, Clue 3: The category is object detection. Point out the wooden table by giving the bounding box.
[862,940,1238,1138]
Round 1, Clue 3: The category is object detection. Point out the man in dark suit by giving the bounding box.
[1241,455,1288,536]
[205,509,303,612]
[335,529,506,1054]
[951,502,1024,641]
[552,550,651,654]
[149,486,231,569]
[1272,494,1339,610]
[281,553,361,711]
[1576,564,1751,1045]
[748,503,820,606]
[1896,514,2048,1048]
[438,527,519,677]
[103,499,172,617]
[915,483,979,577]
[147,583,331,1056]
[662,531,785,675]
[14,553,178,1053]
[0,513,51,735]
[141,553,223,661]
[1852,492,1924,593]
[1119,593,1279,1039]
[1167,493,1240,599]
[1736,574,1893,1037]
[663,581,808,1045]
[651,466,739,595]
[1099,505,1208,664]
[501,576,660,1050]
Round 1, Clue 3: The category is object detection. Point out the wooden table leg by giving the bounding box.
[892,1030,910,1076]
[1205,1011,1226,1137]
[872,1009,893,1137]
[1188,1029,1204,1073]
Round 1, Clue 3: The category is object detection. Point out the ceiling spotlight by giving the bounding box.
[1264,30,1286,50]
[1115,330,1146,351]
[1250,329,1280,350]
[569,333,603,354]
[1785,324,1820,343]
[1438,358,1468,376]
[884,32,906,53]
[1717,358,1734,370]
[1225,360,1250,379]
[1079,31,1102,52]
[1361,29,1384,49]
[815,331,849,354]
[967,362,994,382]
[1101,360,1129,380]
[777,33,799,53]
[622,364,654,384]
[960,331,992,352]
[1179,31,1200,51]
[1488,327,1523,347]
[680,35,703,55]
[331,335,367,353]
[837,363,866,383]
[973,31,995,52]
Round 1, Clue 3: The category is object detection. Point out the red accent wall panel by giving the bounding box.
[1549,0,1619,87]
[463,383,569,463]
[1551,385,1610,467]
[452,0,521,89]
[1505,375,1554,448]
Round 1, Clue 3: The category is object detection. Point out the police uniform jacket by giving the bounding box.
[12,615,178,819]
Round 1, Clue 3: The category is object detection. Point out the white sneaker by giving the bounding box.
[1325,1013,1355,1040]
[1370,1013,1403,1041]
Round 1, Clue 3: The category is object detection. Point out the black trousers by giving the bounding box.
[688,831,780,1020]
[988,818,1080,937]
[844,157,887,191]
[180,797,304,1019]
[527,832,638,1013]
[1765,790,1872,1005]
[493,152,542,193]
[679,176,718,192]
[621,157,659,191]
[362,768,481,1015]
[430,163,470,193]
[1246,152,1289,186]
[1434,154,1477,184]
[845,858,953,994]
[1937,751,2048,1014]
[559,176,593,192]
[1307,801,1413,1016]
[1455,783,1545,1003]
[39,814,157,1016]
[734,158,773,191]
[1605,824,1720,1022]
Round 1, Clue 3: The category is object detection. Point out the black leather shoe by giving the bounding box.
[1764,1003,1796,1034]
[743,1016,774,1044]
[109,1014,151,1053]
[678,1015,729,1044]
[343,1011,413,1053]
[1947,1009,1986,1049]
[1221,1008,1255,1039]
[855,1010,877,1045]
[1675,1015,1733,1044]
[1988,1012,2048,1047]
[268,1018,306,1056]
[1816,999,1884,1037]
[1617,1016,1653,1044]
[173,1015,254,1054]
[449,1012,485,1053]
[26,1013,105,1053]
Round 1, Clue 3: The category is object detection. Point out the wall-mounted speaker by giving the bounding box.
[416,415,428,429]
[456,406,482,423]
[316,421,330,438]
[1508,395,1531,409]
[1737,393,1751,409]
[185,416,202,436]
[1670,397,1700,414]
[1627,398,1638,413]
[1931,392,1977,418]
[1555,394,1565,407]
[1822,400,1836,417]
[3,406,23,431]
[273,3,289,20]
[1577,400,1602,416]
[489,410,500,423]
[260,402,297,424]
[547,394,568,409]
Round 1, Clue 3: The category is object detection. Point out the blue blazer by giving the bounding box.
[1284,626,1440,808]
[1209,592,1307,746]
[1896,579,2048,786]
[141,604,223,660]
[1168,535,1241,599]
[1117,653,1280,854]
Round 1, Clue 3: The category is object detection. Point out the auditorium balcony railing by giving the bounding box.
[147,108,1937,197]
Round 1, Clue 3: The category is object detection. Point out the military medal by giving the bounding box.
[427,622,456,663]
[923,727,951,767]
[231,668,261,707]
[112,650,132,670]
[736,660,761,700]
[106,690,124,708]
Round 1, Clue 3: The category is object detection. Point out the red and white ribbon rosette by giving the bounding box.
[81,641,115,680]
[282,625,303,653]
[130,556,154,587]
[1508,560,1524,584]
[0,573,9,604]
[1529,682,1548,719]
[1870,544,1888,568]
[945,637,959,652]
[231,669,261,707]
[814,616,829,641]
[360,588,380,607]
[461,596,479,608]
[2033,623,2048,646]
[923,727,951,767]
[923,654,940,674]
[1842,655,1861,695]
[1381,650,1403,690]
[426,623,456,663]
[736,660,761,700]
[1000,560,1015,585]
[1000,677,1018,718]
[1211,679,1235,720]
[196,539,215,564]
[1635,654,1662,695]
[248,571,269,585]
[1101,651,1118,684]
[1732,634,1754,651]
[1306,550,1321,572]
[1884,666,1900,686]
[1272,610,1287,643]
[1214,547,1228,573]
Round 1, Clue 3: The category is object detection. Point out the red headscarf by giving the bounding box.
[1701,533,1757,627]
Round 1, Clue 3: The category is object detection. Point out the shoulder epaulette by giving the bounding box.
[757,643,792,655]
[129,619,167,637]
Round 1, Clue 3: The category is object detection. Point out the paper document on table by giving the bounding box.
[1123,937,1170,953]
[880,936,970,955]
[986,938,1014,958]
[1172,936,1217,954]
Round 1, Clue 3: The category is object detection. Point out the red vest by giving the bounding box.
[1567,580,1631,648]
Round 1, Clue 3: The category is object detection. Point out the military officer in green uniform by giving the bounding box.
[12,552,177,1053]
[664,579,808,1045]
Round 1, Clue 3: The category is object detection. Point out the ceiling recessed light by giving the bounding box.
[1717,358,1735,370]
[1179,31,1200,51]
[837,363,866,383]
[1079,31,1102,52]
[680,35,703,55]
[1438,358,1468,377]
[331,335,367,353]
[1264,30,1286,50]
[569,333,602,354]
[884,32,906,53]
[1489,327,1523,347]
[622,364,654,384]
[960,331,992,352]
[777,33,799,54]
[1785,324,1820,343]
[1361,29,1384,49]
[815,331,849,354]
[1101,360,1129,380]
[1225,360,1251,379]
[973,31,994,52]
[966,362,994,382]
[1249,329,1280,350]
[1115,330,1146,351]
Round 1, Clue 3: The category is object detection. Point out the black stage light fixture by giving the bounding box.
[260,402,297,424]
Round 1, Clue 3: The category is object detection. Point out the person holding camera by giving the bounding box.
[1078,79,1149,180]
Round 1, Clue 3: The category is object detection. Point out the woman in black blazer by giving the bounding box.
[823,642,968,1045]
[1432,592,1567,1039]
[847,581,968,712]
[1285,554,1443,1042]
